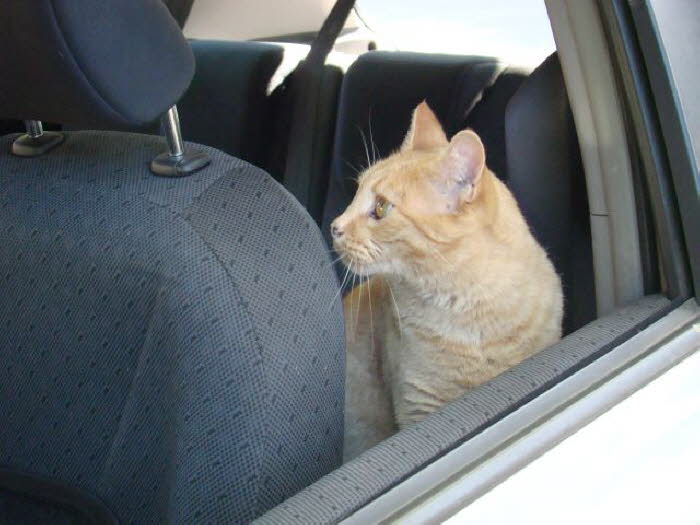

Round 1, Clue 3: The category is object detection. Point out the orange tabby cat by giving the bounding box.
[332,102,563,461]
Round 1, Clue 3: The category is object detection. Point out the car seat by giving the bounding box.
[0,1,344,522]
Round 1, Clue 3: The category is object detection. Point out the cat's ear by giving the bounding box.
[401,101,448,151]
[435,129,486,211]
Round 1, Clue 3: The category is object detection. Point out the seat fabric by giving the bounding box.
[0,131,344,523]
[1,491,88,525]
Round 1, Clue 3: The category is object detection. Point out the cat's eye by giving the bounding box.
[371,196,392,220]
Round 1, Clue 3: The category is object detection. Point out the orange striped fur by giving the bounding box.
[333,102,563,461]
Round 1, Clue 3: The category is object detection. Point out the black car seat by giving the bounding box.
[0,1,344,523]
[505,53,596,333]
[179,40,286,165]
[321,51,595,334]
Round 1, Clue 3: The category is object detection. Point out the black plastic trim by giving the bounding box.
[625,0,700,301]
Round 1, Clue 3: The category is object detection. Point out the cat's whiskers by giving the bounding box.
[350,272,358,337]
[346,241,376,267]
[353,272,362,338]
[384,277,403,341]
[369,240,383,257]
[344,159,363,178]
[329,262,351,311]
[346,258,355,320]
[368,109,378,164]
[366,274,375,359]
[357,126,373,170]
[325,254,344,268]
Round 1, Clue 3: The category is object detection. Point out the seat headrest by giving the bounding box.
[0,0,194,128]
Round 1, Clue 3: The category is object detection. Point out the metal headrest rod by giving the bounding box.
[150,106,210,177]
[11,120,65,157]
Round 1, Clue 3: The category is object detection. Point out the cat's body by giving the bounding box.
[333,103,563,461]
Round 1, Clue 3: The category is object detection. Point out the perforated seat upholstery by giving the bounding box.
[0,132,343,523]
[0,1,344,522]
[0,131,345,523]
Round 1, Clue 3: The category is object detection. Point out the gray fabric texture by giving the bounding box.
[0,131,345,523]
[256,294,671,524]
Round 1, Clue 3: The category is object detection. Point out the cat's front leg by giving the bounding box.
[391,348,449,430]
[393,381,445,429]
[343,278,396,461]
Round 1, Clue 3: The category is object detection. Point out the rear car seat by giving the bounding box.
[0,1,344,522]
[178,39,345,197]
[178,40,285,166]
[321,51,595,333]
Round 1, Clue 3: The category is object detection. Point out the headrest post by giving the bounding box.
[25,120,44,139]
[163,106,185,158]
[150,105,210,177]
[11,120,65,157]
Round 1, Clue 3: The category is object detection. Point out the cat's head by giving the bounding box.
[331,101,492,278]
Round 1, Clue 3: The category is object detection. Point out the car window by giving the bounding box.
[185,0,361,42]
[356,0,556,66]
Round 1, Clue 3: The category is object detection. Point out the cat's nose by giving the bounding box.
[331,222,344,238]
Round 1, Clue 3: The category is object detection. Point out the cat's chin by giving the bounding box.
[346,261,389,277]
[337,251,390,276]
[338,258,368,276]
[348,264,373,277]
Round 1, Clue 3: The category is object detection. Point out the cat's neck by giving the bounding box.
[381,176,535,312]
[382,269,490,315]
